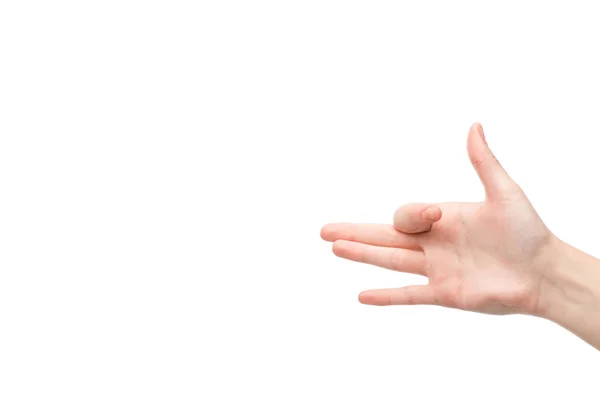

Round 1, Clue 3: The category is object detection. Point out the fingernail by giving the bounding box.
[423,206,441,221]
[477,124,486,143]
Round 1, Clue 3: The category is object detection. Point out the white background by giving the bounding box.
[1,1,599,399]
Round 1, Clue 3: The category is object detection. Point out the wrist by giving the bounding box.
[535,235,600,324]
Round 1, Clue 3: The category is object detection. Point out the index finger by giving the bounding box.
[320,223,422,250]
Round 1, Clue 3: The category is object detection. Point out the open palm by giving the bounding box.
[321,124,556,315]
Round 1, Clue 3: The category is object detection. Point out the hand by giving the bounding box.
[321,123,558,315]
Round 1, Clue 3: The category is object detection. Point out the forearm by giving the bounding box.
[536,236,600,349]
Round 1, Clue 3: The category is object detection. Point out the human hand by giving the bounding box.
[321,123,558,316]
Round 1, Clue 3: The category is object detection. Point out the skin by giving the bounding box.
[321,123,600,350]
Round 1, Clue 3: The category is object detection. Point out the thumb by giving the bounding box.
[467,123,518,201]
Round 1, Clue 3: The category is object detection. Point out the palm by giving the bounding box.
[321,124,554,315]
[422,200,551,314]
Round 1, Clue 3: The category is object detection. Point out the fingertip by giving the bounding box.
[358,291,373,305]
[466,123,519,200]
[331,239,346,256]
[472,122,483,136]
[467,122,484,146]
[467,122,489,168]
[358,290,385,306]
[320,224,333,241]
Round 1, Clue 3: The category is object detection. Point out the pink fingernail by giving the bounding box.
[477,124,486,143]
[423,207,440,221]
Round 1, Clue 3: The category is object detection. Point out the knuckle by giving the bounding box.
[471,152,499,170]
[384,295,393,306]
[471,156,486,169]
[390,250,404,270]
[404,290,416,305]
